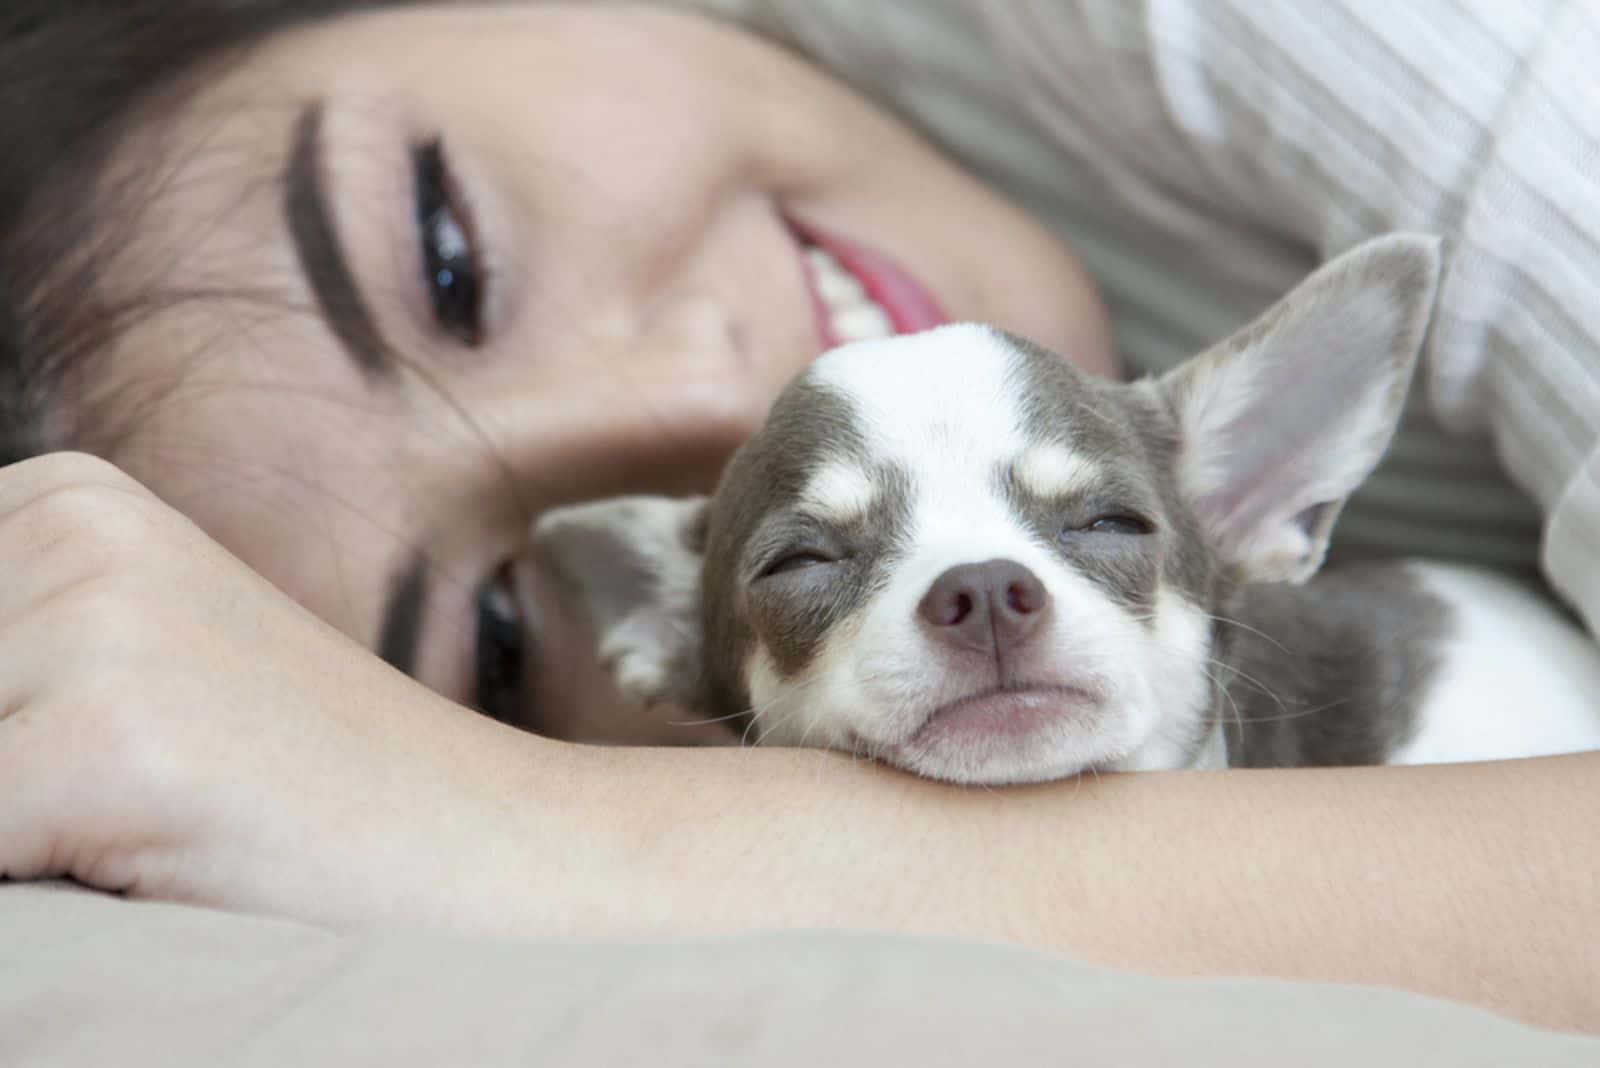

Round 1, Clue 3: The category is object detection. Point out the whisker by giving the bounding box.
[739,669,838,735]
[1195,660,1246,740]
[1203,656,1289,717]
[1202,611,1292,655]
[666,708,752,728]
[1214,699,1351,725]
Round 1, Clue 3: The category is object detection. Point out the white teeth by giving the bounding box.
[831,303,894,341]
[804,246,894,343]
[807,248,865,303]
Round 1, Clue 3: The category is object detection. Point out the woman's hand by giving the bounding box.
[0,451,579,926]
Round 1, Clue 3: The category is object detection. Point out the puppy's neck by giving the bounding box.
[1190,721,1229,770]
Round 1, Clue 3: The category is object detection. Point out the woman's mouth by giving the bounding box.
[789,218,948,349]
[805,246,893,343]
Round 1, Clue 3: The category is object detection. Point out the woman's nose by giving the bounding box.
[607,289,776,447]
[636,292,768,431]
[474,294,778,503]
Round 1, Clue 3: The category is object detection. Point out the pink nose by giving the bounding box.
[917,559,1049,657]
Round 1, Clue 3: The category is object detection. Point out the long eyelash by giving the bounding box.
[413,136,486,346]
[473,569,527,726]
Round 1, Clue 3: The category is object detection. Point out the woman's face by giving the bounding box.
[93,2,1113,732]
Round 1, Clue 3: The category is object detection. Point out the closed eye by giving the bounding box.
[759,550,838,578]
[413,137,486,346]
[1073,514,1154,536]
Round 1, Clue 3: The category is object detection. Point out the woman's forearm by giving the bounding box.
[497,743,1600,1033]
[6,456,1588,1030]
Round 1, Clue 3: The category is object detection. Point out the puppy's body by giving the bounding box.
[1213,563,1444,768]
[1217,561,1600,768]
[535,236,1600,782]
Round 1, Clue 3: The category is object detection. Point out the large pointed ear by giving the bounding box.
[530,495,709,709]
[1159,233,1441,584]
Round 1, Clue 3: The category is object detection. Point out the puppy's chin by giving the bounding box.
[851,687,1134,785]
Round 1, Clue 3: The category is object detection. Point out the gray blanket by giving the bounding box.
[3,884,1595,1066]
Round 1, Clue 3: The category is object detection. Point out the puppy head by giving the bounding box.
[535,235,1440,782]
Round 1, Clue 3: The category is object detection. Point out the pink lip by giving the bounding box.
[787,216,949,349]
[910,685,1098,747]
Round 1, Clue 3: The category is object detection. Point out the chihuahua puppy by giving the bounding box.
[530,235,1600,783]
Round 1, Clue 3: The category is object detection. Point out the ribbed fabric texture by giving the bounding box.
[683,0,1600,633]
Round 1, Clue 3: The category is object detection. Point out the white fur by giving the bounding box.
[1120,588,1216,771]
[748,325,1217,783]
[1390,562,1600,764]
[801,462,877,527]
[1014,444,1101,500]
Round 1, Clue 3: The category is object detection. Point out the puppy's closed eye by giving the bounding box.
[760,550,840,578]
[1071,514,1154,537]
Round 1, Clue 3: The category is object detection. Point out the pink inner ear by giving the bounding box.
[1198,308,1402,544]
[1291,500,1338,539]
[1173,234,1438,576]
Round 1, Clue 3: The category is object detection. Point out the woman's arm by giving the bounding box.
[507,743,1600,1034]
[2,454,1595,1034]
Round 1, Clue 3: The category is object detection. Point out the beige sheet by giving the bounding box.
[3,883,1595,1066]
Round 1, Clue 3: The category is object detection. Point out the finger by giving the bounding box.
[0,690,86,884]
[0,451,150,519]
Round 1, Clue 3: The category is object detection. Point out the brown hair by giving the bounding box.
[0,0,403,465]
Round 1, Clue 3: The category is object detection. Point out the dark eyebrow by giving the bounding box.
[378,552,429,678]
[284,101,395,380]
